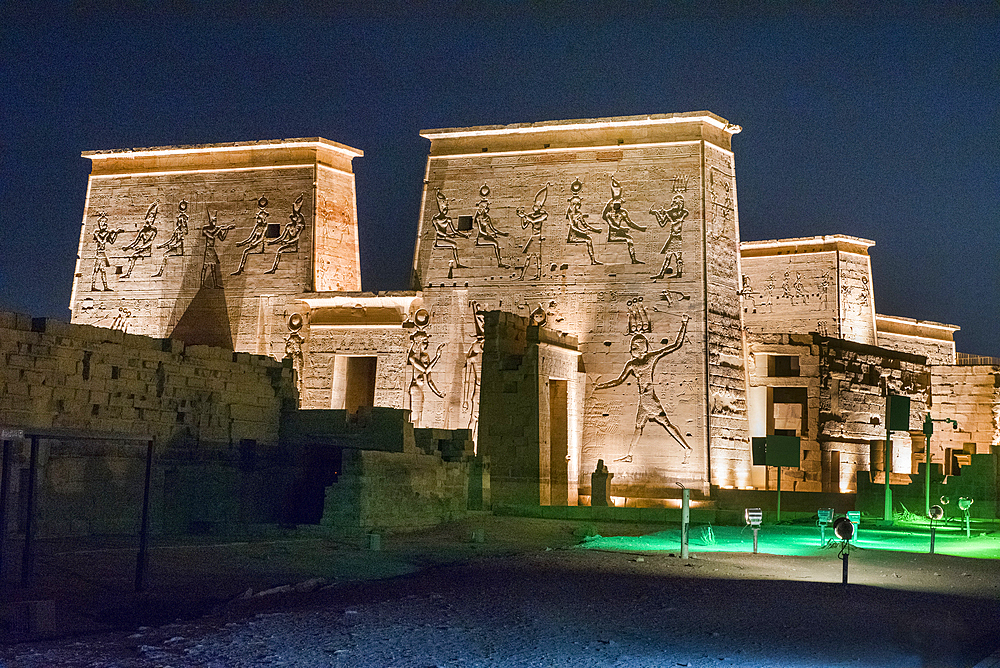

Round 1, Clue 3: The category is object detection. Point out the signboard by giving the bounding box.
[1,428,24,440]
[817,508,834,524]
[745,508,763,527]
[751,435,801,467]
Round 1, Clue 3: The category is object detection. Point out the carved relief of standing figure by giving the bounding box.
[265,194,305,274]
[201,210,235,288]
[284,313,305,395]
[594,315,690,463]
[566,179,602,265]
[121,201,159,278]
[474,184,509,268]
[232,196,270,275]
[407,313,446,428]
[650,194,687,279]
[152,200,189,277]
[91,212,123,291]
[431,189,469,268]
[516,184,548,280]
[463,301,486,445]
[602,178,646,264]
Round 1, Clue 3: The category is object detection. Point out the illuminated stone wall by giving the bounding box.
[740,236,877,345]
[930,365,1000,454]
[876,315,957,365]
[411,113,750,497]
[69,139,362,358]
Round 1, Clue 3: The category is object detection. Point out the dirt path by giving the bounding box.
[3,536,999,667]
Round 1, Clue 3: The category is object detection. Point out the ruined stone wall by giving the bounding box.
[817,335,930,491]
[300,326,409,410]
[413,114,748,496]
[931,365,1000,454]
[0,310,297,537]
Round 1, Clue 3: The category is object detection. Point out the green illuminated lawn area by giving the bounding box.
[580,520,1000,558]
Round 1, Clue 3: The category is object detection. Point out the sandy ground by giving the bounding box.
[1,516,999,667]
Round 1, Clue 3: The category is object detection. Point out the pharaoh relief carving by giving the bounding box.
[708,167,735,237]
[121,201,159,278]
[594,315,691,463]
[232,196,270,276]
[91,212,124,291]
[152,200,189,278]
[650,194,687,279]
[462,301,486,444]
[284,313,305,395]
[265,194,305,274]
[602,177,646,264]
[565,179,602,265]
[200,210,235,289]
[407,308,445,428]
[474,184,509,268]
[515,184,549,281]
[432,189,469,270]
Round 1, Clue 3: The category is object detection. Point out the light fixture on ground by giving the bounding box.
[745,507,763,554]
[817,508,834,545]
[928,504,944,554]
[833,516,854,585]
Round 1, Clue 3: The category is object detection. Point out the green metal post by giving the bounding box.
[923,414,933,518]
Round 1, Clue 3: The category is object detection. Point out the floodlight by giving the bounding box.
[940,495,950,505]
[958,497,973,511]
[929,504,944,521]
[833,517,854,541]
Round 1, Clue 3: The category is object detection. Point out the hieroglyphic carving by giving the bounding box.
[200,210,235,288]
[462,301,485,444]
[602,177,645,264]
[670,175,689,193]
[516,184,548,280]
[565,179,602,265]
[432,189,469,269]
[626,298,651,334]
[265,193,305,274]
[474,184,509,268]
[91,212,123,291]
[407,308,445,428]
[650,194,687,279]
[709,167,734,236]
[284,313,305,394]
[111,306,131,333]
[594,315,690,463]
[152,200,189,277]
[121,201,159,278]
[653,289,691,311]
[232,196,269,275]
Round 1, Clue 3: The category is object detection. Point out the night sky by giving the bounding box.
[2,2,998,354]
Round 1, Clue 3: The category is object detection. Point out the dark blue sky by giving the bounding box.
[2,2,998,354]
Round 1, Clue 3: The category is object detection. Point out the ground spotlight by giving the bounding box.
[833,516,854,585]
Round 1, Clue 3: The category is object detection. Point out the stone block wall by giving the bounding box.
[0,310,296,538]
[931,365,1000,453]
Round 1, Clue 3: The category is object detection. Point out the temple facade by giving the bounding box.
[68,112,995,509]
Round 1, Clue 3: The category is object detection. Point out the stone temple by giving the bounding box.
[62,111,997,517]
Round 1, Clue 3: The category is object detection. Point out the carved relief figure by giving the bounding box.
[91,212,123,291]
[738,274,756,313]
[463,300,486,444]
[431,189,469,268]
[284,313,305,395]
[407,309,445,428]
[650,194,687,279]
[601,178,646,264]
[200,210,235,288]
[565,179,602,265]
[152,200,189,277]
[516,184,548,280]
[121,201,159,278]
[473,184,509,268]
[265,193,305,274]
[232,196,270,275]
[793,272,806,305]
[594,315,690,463]
[763,273,775,307]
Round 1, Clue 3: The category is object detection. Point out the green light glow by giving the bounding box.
[580,523,1000,559]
